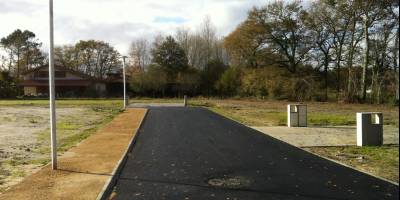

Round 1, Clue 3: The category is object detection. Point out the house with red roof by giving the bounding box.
[20,65,123,97]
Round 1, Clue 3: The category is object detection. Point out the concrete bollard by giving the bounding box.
[287,104,307,127]
[357,112,383,146]
[183,95,187,107]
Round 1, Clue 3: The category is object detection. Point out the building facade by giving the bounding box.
[20,66,121,97]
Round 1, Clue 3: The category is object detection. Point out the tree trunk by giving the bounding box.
[347,17,357,102]
[361,18,369,101]
[16,49,20,80]
[394,27,399,102]
[324,57,329,101]
[336,47,342,100]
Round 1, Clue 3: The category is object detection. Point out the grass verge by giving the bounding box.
[35,106,122,156]
[304,145,399,183]
[189,98,398,127]
[0,99,123,107]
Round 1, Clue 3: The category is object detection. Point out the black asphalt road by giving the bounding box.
[112,107,399,200]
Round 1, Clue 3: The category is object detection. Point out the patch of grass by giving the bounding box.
[28,158,50,166]
[0,163,9,186]
[0,99,123,107]
[57,127,97,152]
[308,113,355,126]
[2,117,13,122]
[36,106,121,156]
[56,122,80,130]
[2,98,397,127]
[29,119,38,124]
[189,98,398,127]
[209,107,287,126]
[305,145,399,183]
[5,156,27,167]
[11,169,25,178]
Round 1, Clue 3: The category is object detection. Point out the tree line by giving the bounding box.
[128,0,399,104]
[1,0,398,104]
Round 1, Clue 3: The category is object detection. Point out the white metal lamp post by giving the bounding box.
[122,56,127,109]
[48,0,57,170]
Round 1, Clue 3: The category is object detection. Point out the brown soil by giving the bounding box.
[0,106,108,192]
[0,108,147,200]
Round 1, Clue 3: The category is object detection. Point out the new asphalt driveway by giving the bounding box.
[111,107,399,200]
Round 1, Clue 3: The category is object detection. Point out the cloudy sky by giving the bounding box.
[0,0,266,54]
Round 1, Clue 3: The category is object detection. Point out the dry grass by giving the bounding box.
[0,109,147,200]
[0,100,123,193]
[190,98,399,127]
[304,145,399,183]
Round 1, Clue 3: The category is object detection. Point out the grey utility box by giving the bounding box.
[287,104,307,127]
[356,112,383,146]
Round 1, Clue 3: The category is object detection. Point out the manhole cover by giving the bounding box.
[207,176,251,189]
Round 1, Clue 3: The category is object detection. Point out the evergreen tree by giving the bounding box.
[151,36,188,81]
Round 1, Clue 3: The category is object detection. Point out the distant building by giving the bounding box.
[20,65,123,97]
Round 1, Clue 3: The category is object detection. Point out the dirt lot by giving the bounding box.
[0,105,120,193]
[0,108,146,200]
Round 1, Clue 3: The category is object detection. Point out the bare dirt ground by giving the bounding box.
[0,106,104,193]
[0,108,147,200]
[253,126,399,147]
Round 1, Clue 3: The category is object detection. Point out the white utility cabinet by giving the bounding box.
[287,104,307,127]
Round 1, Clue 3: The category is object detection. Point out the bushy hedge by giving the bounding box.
[0,72,18,98]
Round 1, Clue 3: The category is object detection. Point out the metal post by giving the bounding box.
[184,95,187,107]
[122,56,127,109]
[48,0,57,170]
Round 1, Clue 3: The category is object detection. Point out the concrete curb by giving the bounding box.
[96,109,149,200]
[204,108,399,186]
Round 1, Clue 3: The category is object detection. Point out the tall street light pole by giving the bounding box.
[122,56,127,109]
[49,0,57,170]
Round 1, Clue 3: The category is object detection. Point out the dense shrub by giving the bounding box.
[240,69,268,97]
[0,72,18,98]
[130,64,168,96]
[215,67,241,96]
[200,59,229,95]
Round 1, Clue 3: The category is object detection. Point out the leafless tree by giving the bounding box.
[128,38,151,71]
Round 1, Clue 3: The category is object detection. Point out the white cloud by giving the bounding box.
[0,0,266,54]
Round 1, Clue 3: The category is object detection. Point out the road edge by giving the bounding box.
[96,109,149,200]
[204,107,399,186]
